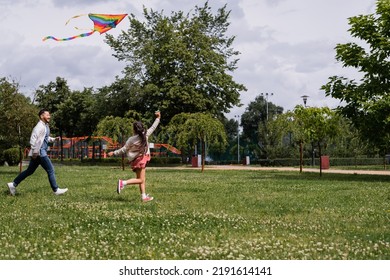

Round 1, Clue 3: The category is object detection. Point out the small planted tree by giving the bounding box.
[95,115,136,170]
[167,113,227,172]
[293,106,341,176]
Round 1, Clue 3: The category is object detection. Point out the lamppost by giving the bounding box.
[234,115,240,164]
[300,95,315,165]
[301,95,309,107]
[261,92,273,120]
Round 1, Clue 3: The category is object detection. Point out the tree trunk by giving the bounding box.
[299,141,303,173]
[60,129,64,162]
[318,142,322,177]
[201,140,205,172]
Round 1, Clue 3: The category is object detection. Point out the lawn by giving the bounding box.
[1,165,389,260]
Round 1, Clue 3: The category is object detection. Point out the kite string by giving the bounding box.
[65,14,94,32]
[65,14,88,25]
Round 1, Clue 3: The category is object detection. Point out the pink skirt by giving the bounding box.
[130,154,151,171]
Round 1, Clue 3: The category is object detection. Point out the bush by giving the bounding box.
[149,157,182,166]
[50,156,182,166]
[3,147,21,166]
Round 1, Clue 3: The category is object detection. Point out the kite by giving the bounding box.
[43,13,128,42]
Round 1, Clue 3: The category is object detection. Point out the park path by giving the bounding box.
[160,165,390,176]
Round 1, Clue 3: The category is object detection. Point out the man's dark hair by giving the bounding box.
[38,108,49,117]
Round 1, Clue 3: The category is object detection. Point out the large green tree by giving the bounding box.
[34,77,71,136]
[322,0,390,153]
[56,88,98,137]
[0,78,37,152]
[106,1,246,123]
[94,76,143,119]
[241,94,283,159]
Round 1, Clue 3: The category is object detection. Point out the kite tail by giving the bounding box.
[42,31,95,41]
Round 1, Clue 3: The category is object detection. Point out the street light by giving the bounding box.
[261,92,273,120]
[234,115,240,164]
[301,95,309,107]
[300,95,314,165]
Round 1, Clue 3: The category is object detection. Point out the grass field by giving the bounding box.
[1,165,389,260]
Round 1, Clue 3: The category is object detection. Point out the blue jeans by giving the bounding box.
[13,156,59,192]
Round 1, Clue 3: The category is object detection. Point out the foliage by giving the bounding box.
[322,0,390,153]
[325,117,370,158]
[56,88,99,137]
[95,115,136,143]
[167,112,227,171]
[1,166,389,260]
[94,76,144,119]
[241,94,283,145]
[293,106,341,175]
[3,147,21,166]
[34,77,70,114]
[33,77,71,135]
[0,77,37,151]
[258,113,297,159]
[105,1,246,123]
[293,106,340,147]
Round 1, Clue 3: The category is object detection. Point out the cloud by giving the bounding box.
[0,0,378,118]
[1,43,124,95]
[50,0,112,8]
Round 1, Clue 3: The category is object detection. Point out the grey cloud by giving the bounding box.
[50,0,112,8]
[1,44,124,94]
[269,40,337,73]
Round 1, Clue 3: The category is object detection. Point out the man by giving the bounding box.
[6,109,68,196]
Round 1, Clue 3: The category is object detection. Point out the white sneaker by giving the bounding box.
[54,188,68,195]
[142,194,154,203]
[7,182,16,196]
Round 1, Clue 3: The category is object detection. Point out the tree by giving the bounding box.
[259,113,296,159]
[293,106,341,176]
[106,1,246,124]
[326,117,369,159]
[95,115,138,170]
[34,77,73,160]
[94,76,144,119]
[167,113,227,172]
[241,95,283,159]
[0,78,37,159]
[55,88,98,137]
[34,77,71,118]
[322,0,390,153]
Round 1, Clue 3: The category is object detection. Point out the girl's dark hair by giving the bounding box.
[133,121,147,154]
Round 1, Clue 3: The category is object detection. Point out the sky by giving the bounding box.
[0,0,377,119]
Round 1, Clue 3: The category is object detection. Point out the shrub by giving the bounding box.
[149,157,182,166]
[3,147,21,166]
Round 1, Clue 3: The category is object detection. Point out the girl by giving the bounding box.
[108,111,160,202]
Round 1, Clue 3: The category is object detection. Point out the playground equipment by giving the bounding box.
[47,136,181,159]
[48,136,117,159]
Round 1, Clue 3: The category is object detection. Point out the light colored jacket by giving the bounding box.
[113,118,160,162]
[28,120,56,157]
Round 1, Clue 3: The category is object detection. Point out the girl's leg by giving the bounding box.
[122,168,152,201]
[136,168,146,195]
[123,169,143,186]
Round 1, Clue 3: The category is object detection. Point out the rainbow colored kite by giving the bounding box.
[43,13,128,41]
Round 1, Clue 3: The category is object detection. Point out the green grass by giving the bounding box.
[1,165,389,260]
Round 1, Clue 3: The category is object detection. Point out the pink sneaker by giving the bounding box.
[142,195,154,203]
[117,180,124,194]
